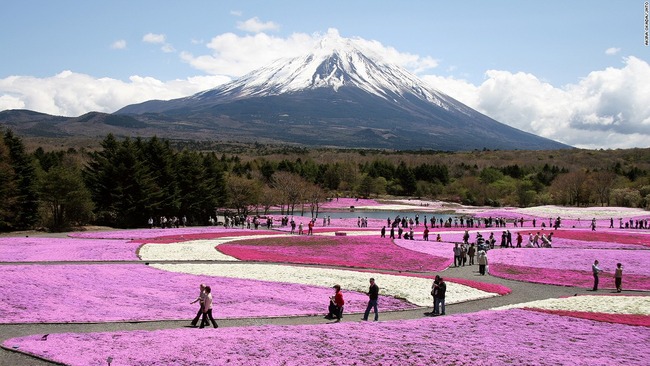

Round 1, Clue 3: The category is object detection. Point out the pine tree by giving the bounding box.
[3,130,39,229]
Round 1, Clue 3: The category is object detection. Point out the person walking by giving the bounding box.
[199,286,218,328]
[362,278,379,321]
[477,249,488,275]
[614,263,623,293]
[592,260,602,291]
[189,283,206,327]
[436,277,447,316]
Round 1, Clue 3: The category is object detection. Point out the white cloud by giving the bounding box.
[110,40,126,50]
[181,28,437,78]
[230,10,242,17]
[605,47,621,55]
[143,33,166,44]
[143,33,175,53]
[422,57,650,149]
[236,17,279,33]
[161,44,176,53]
[0,71,230,116]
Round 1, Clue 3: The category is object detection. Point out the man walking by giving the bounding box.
[362,278,379,321]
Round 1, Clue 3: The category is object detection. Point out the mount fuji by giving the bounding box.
[115,34,569,151]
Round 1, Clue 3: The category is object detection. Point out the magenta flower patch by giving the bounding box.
[0,264,412,323]
[525,308,650,327]
[5,309,648,365]
[0,237,140,262]
[218,235,449,271]
[490,263,650,291]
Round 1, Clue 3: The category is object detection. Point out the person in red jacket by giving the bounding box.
[325,284,345,321]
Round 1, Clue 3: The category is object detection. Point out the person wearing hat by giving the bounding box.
[325,284,345,321]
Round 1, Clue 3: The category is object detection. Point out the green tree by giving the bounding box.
[0,138,17,230]
[3,130,39,230]
[38,166,94,231]
[84,135,162,227]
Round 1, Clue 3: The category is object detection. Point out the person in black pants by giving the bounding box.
[362,278,379,321]
[199,286,218,328]
[189,283,206,327]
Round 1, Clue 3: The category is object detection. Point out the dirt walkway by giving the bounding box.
[4,259,644,366]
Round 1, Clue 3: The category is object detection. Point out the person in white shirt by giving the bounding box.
[200,286,218,328]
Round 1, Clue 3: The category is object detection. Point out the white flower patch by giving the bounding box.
[315,231,377,236]
[514,206,647,219]
[151,263,497,307]
[139,235,286,261]
[492,295,650,315]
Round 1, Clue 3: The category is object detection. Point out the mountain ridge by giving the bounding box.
[2,33,572,151]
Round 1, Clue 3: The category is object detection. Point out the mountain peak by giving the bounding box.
[192,31,451,108]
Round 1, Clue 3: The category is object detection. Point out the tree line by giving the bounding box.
[1,130,648,232]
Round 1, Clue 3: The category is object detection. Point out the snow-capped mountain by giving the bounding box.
[116,34,570,151]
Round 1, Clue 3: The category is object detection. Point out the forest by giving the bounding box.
[1,130,649,232]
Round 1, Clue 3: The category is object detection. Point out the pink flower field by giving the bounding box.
[68,227,276,240]
[0,237,141,262]
[5,309,648,366]
[488,247,650,290]
[0,264,413,323]
[526,308,650,327]
[551,229,650,247]
[217,235,450,271]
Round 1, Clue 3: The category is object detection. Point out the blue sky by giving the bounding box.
[1,1,649,149]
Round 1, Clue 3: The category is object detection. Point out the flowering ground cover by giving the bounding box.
[6,307,649,366]
[0,264,411,323]
[131,230,281,244]
[0,237,141,262]
[217,235,449,271]
[152,263,500,307]
[493,295,650,327]
[550,229,650,247]
[138,235,284,262]
[68,227,275,240]
[488,248,650,290]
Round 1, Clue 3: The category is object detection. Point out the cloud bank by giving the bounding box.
[1,29,648,149]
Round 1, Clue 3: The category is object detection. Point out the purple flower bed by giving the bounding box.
[0,264,413,323]
[488,247,650,276]
[218,235,449,271]
[68,227,265,240]
[490,264,650,291]
[526,308,650,327]
[5,309,648,365]
[0,237,140,262]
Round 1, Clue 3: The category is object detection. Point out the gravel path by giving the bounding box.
[3,259,644,366]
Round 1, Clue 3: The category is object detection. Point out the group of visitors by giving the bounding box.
[148,215,187,228]
[591,260,624,292]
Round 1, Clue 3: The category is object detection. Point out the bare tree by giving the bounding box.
[589,170,617,206]
[225,175,262,215]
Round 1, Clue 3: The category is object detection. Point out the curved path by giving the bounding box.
[3,258,644,366]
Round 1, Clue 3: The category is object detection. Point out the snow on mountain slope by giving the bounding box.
[189,32,470,115]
